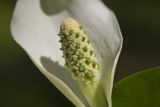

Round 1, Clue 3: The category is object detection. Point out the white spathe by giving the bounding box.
[11,0,123,107]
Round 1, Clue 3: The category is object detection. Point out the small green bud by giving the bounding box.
[58,18,99,84]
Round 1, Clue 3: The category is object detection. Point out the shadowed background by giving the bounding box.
[0,0,159,107]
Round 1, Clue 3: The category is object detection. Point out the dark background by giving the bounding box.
[0,0,159,106]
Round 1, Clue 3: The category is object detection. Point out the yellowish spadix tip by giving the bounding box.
[61,18,80,32]
[58,18,99,84]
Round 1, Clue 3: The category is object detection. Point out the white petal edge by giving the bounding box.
[30,56,85,107]
[11,0,88,106]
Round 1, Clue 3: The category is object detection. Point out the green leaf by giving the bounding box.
[112,66,160,107]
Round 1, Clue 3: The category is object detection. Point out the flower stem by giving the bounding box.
[78,81,108,107]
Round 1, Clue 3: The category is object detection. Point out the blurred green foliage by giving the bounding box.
[0,0,160,107]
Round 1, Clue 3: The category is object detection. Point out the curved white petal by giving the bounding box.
[11,0,122,107]
[11,0,88,106]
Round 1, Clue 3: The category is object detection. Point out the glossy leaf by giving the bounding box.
[113,67,160,107]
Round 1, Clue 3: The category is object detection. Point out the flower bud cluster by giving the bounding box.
[58,18,99,84]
